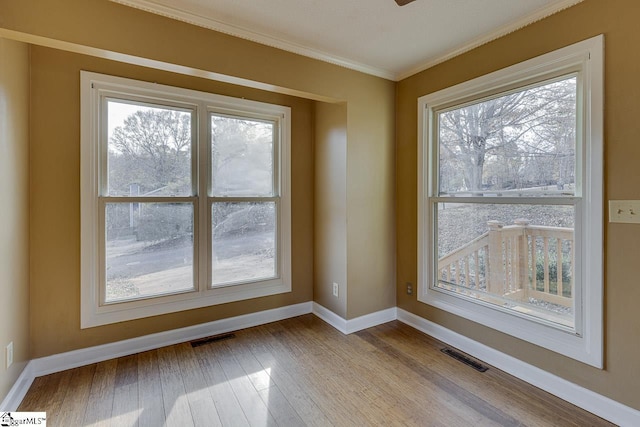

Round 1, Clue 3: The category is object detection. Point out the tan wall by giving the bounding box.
[397,0,640,410]
[347,92,397,319]
[0,38,30,403]
[0,0,395,357]
[314,102,348,317]
[314,96,397,320]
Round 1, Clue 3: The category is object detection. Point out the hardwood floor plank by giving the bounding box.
[174,343,222,427]
[18,372,63,412]
[227,328,306,425]
[81,359,117,427]
[16,315,614,427]
[239,328,333,427]
[284,316,480,426]
[137,350,166,427]
[196,343,250,427]
[258,385,306,427]
[25,368,75,425]
[157,346,195,427]
[260,321,377,426]
[54,364,96,426]
[110,354,140,427]
[213,340,277,426]
[229,334,273,392]
[276,323,403,425]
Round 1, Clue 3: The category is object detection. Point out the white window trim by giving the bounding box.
[417,35,603,367]
[81,71,291,328]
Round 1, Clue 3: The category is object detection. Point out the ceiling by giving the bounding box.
[111,0,582,81]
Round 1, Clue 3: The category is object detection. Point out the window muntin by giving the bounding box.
[417,36,603,367]
[81,71,292,328]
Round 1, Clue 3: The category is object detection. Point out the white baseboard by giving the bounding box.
[31,301,312,377]
[312,303,397,334]
[312,303,348,333]
[397,308,640,427]
[0,363,35,411]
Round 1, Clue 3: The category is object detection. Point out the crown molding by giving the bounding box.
[111,0,584,82]
[109,0,397,80]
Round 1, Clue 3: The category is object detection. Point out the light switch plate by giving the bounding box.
[609,200,640,223]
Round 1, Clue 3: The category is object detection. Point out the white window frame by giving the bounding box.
[81,71,291,328]
[417,35,603,367]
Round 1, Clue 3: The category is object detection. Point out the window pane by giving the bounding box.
[435,202,574,328]
[438,77,576,197]
[211,115,274,197]
[105,202,194,302]
[212,202,276,286]
[107,100,193,197]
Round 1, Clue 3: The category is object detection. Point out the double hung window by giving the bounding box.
[81,72,291,328]
[417,36,603,366]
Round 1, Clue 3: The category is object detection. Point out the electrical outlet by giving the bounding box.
[6,342,13,369]
[406,282,413,295]
[332,282,339,297]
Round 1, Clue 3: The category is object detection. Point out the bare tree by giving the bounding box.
[107,108,274,242]
[109,109,192,196]
[438,78,576,193]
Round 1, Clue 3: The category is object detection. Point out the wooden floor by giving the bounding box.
[18,315,612,426]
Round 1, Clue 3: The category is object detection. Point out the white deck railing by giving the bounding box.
[438,220,574,309]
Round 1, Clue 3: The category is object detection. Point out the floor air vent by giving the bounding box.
[441,348,488,372]
[190,333,236,347]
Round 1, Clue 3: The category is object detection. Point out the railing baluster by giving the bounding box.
[509,238,512,291]
[454,260,460,285]
[465,254,470,287]
[531,236,537,291]
[514,219,530,297]
[511,236,517,292]
[483,245,488,288]
[543,237,550,294]
[557,238,563,296]
[506,237,511,292]
[474,250,479,288]
[487,221,505,295]
[569,241,574,299]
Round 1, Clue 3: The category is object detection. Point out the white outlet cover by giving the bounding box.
[6,342,13,369]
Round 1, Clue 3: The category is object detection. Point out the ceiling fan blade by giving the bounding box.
[395,0,417,5]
